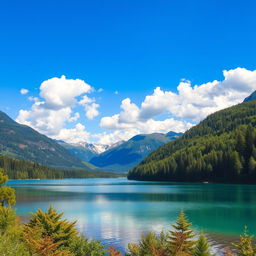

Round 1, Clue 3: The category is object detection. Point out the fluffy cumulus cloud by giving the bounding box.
[79,95,100,120]
[98,68,256,144]
[16,76,98,143]
[54,123,90,143]
[40,75,92,109]
[139,68,256,122]
[16,68,256,145]
[20,88,29,95]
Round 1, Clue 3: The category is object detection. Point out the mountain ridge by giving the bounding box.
[90,131,183,172]
[0,110,95,170]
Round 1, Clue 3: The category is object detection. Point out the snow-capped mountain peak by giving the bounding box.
[70,141,124,154]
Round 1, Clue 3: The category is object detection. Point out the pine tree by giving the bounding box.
[232,227,256,256]
[23,226,74,256]
[0,168,15,207]
[232,151,243,177]
[248,157,256,175]
[24,205,77,248]
[0,206,16,235]
[194,233,211,256]
[168,210,196,256]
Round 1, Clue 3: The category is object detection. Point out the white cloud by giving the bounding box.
[53,123,90,143]
[140,68,256,122]
[16,76,95,142]
[79,96,100,120]
[84,103,100,120]
[16,68,256,145]
[28,96,39,102]
[99,68,256,143]
[40,75,92,109]
[20,88,29,95]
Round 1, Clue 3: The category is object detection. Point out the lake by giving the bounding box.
[7,178,256,252]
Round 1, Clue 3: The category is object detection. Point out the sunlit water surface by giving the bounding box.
[8,178,256,252]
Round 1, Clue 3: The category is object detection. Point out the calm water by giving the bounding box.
[7,178,256,252]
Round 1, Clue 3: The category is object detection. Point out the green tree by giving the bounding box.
[127,231,168,256]
[23,226,74,256]
[69,233,106,256]
[248,157,256,175]
[0,206,16,235]
[0,168,15,206]
[168,210,196,256]
[0,230,30,256]
[232,227,256,256]
[194,233,211,256]
[24,205,77,248]
[232,151,243,177]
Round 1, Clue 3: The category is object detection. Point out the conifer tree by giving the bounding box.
[0,206,16,235]
[0,168,15,206]
[23,226,74,256]
[168,210,196,256]
[194,233,211,256]
[24,205,77,248]
[232,227,256,256]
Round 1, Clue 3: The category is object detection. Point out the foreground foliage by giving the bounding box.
[0,168,15,206]
[1,205,256,255]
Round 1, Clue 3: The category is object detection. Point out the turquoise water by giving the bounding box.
[8,178,256,251]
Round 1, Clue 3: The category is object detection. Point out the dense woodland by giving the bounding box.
[0,155,119,179]
[128,100,256,183]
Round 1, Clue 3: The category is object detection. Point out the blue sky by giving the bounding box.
[1,0,256,144]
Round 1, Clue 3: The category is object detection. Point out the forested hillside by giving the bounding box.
[0,111,90,170]
[128,100,256,183]
[0,155,118,179]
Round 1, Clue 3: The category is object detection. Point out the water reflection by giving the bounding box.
[8,178,256,252]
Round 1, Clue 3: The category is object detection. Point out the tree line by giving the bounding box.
[0,155,118,179]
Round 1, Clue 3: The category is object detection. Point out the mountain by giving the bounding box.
[58,140,125,162]
[244,90,256,102]
[0,111,93,170]
[128,99,256,183]
[90,132,183,172]
[72,142,111,154]
[58,141,98,162]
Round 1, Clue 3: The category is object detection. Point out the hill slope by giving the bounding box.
[0,111,91,170]
[90,132,183,172]
[244,90,256,102]
[128,100,256,183]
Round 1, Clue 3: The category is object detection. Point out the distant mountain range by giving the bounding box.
[58,132,183,172]
[89,132,183,172]
[0,110,182,174]
[58,140,125,162]
[0,111,97,171]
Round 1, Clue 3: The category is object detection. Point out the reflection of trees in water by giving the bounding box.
[14,184,256,237]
